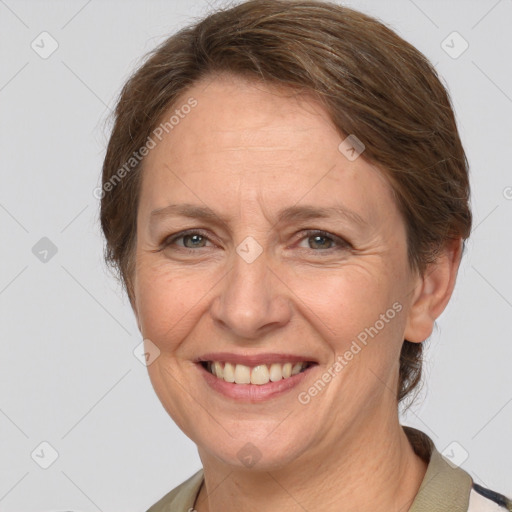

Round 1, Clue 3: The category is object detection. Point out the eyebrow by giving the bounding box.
[149,203,367,228]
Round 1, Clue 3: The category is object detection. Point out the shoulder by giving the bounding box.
[403,426,511,512]
[146,469,204,512]
[468,483,512,511]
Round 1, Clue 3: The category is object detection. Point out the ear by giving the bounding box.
[404,238,463,343]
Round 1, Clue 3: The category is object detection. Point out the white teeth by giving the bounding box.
[251,365,270,385]
[291,362,303,375]
[234,364,251,384]
[205,361,310,385]
[213,361,223,379]
[223,362,235,382]
[269,363,282,382]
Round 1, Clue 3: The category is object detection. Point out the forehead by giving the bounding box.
[151,75,337,162]
[139,74,396,226]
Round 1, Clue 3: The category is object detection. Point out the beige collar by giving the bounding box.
[405,426,473,511]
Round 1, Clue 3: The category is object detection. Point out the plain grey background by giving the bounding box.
[1,0,511,510]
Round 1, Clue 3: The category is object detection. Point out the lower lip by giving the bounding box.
[198,363,316,402]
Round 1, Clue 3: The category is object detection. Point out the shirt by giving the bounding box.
[146,426,512,511]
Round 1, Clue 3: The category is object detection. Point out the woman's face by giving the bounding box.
[133,74,422,469]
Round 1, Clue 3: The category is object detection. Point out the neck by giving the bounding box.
[194,410,427,512]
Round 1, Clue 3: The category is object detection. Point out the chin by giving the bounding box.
[196,425,313,472]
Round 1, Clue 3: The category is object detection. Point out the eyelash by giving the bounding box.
[159,229,351,254]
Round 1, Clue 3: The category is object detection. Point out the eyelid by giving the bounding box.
[162,228,215,248]
[160,228,351,252]
[292,229,352,250]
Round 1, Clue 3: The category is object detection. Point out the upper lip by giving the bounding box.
[195,352,318,366]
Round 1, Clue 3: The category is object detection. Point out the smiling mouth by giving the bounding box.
[200,361,316,385]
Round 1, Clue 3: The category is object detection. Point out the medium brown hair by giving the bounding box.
[100,0,472,405]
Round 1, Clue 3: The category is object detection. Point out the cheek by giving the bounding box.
[289,266,398,338]
[288,265,407,388]
[134,263,207,351]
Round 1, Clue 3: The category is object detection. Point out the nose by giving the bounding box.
[209,245,292,341]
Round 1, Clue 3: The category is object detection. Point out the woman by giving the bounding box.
[99,1,511,510]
